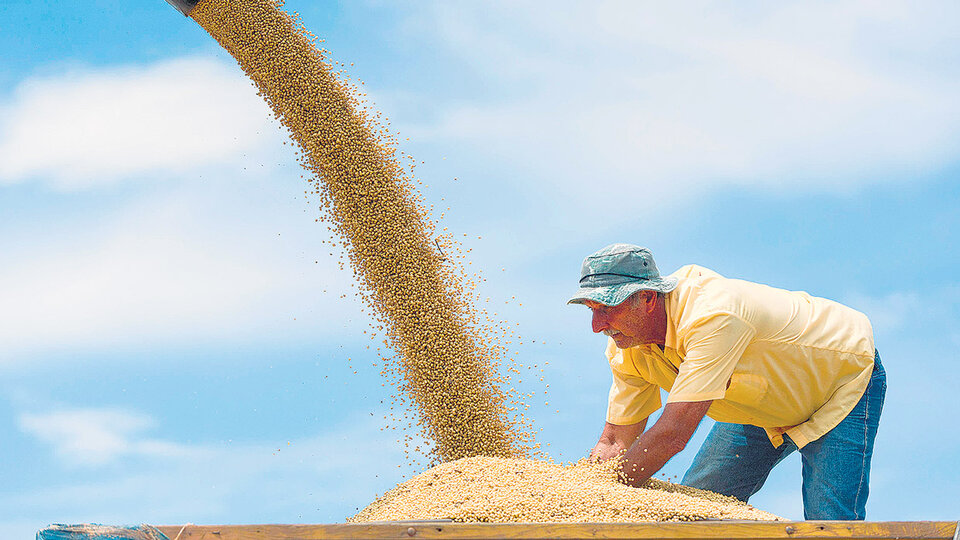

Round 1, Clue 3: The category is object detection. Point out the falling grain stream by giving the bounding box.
[180,0,780,522]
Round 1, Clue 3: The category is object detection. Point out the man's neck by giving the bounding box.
[652,294,668,346]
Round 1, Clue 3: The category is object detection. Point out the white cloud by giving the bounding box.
[843,290,922,334]
[0,183,359,361]
[400,1,960,206]
[12,410,415,524]
[18,408,198,467]
[844,285,960,340]
[0,57,277,189]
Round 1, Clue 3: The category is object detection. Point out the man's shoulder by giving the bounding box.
[670,264,727,288]
[667,264,750,321]
[668,264,724,281]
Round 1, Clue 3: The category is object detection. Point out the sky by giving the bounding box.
[2,0,959,536]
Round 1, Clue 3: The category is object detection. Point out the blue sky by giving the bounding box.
[2,1,959,536]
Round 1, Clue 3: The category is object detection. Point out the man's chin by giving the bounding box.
[612,335,640,349]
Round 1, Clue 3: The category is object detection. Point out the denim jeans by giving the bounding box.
[681,350,886,520]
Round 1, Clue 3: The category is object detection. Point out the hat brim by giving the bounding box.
[567,277,678,307]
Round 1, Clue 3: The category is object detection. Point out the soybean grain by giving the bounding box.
[351,456,782,523]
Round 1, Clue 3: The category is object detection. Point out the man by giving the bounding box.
[569,243,886,520]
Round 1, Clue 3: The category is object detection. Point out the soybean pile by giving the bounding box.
[190,0,533,463]
[351,456,780,523]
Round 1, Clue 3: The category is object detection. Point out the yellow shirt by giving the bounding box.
[606,264,875,448]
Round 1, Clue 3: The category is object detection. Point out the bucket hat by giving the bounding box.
[567,244,677,306]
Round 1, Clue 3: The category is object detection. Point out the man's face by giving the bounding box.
[584,292,659,349]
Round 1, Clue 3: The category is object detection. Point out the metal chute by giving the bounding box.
[163,0,199,16]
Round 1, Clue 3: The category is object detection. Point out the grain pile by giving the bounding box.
[190,0,533,463]
[351,456,780,523]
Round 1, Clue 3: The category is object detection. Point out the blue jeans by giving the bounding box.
[681,350,886,520]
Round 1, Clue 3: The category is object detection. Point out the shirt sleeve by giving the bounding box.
[667,312,756,403]
[605,339,662,425]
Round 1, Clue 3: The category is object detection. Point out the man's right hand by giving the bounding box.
[589,420,647,462]
[589,439,628,462]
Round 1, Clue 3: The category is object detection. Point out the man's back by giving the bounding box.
[668,264,873,359]
[611,264,876,447]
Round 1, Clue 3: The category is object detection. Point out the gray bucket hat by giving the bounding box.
[567,244,678,306]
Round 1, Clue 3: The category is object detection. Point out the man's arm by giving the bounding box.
[589,419,647,462]
[618,400,712,487]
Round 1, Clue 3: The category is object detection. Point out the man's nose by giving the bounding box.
[592,310,607,333]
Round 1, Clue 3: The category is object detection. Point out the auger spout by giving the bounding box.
[164,0,199,16]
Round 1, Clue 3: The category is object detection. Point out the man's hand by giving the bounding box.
[589,420,646,462]
[589,439,627,462]
[617,400,713,487]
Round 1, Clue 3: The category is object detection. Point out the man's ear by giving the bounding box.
[640,290,657,312]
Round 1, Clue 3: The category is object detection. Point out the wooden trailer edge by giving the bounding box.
[156,520,959,540]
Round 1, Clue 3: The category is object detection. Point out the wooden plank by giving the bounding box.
[156,521,958,540]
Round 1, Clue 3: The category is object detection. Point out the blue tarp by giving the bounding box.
[36,524,170,540]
